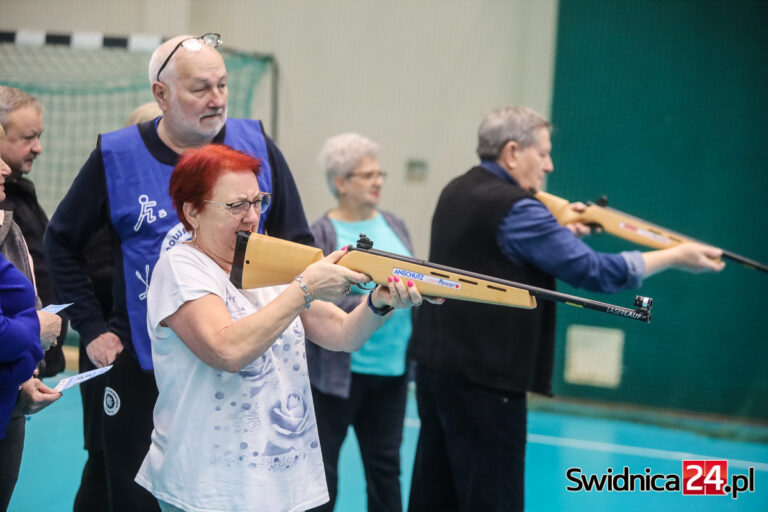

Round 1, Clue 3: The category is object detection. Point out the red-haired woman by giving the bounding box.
[134,144,433,512]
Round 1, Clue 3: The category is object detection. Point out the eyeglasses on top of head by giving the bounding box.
[345,170,388,180]
[204,193,272,215]
[156,33,222,82]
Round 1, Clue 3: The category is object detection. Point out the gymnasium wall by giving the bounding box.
[0,0,559,259]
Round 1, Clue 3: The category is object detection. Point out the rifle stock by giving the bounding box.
[230,232,653,322]
[535,191,768,274]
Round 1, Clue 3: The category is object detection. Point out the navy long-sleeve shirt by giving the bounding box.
[44,119,313,357]
[480,161,644,293]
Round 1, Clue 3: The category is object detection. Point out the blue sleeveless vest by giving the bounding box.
[102,119,273,370]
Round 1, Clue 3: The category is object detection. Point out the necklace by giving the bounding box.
[186,240,233,273]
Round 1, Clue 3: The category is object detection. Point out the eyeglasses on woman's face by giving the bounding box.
[345,170,387,181]
[204,192,271,215]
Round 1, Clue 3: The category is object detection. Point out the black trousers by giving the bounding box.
[74,341,108,512]
[76,350,159,512]
[0,410,25,512]
[310,372,408,512]
[408,365,527,512]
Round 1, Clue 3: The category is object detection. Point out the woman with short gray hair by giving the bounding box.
[319,132,381,198]
[309,132,417,512]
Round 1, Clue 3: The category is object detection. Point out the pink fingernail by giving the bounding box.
[341,246,348,251]
[387,276,393,283]
[408,280,414,287]
[394,276,400,283]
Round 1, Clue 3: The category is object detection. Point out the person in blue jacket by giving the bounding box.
[45,33,314,512]
[0,251,41,438]
[0,251,43,510]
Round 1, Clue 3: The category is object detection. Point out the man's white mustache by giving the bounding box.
[202,107,225,118]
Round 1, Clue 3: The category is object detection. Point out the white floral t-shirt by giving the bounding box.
[135,244,328,512]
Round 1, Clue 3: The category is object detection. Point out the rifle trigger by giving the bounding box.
[594,195,609,207]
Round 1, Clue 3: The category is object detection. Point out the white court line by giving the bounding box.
[404,417,421,429]
[527,434,768,473]
[403,418,768,472]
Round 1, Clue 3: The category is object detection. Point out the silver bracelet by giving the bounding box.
[295,274,313,309]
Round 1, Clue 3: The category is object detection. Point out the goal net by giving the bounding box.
[0,32,275,214]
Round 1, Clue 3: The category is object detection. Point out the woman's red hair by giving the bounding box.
[170,144,261,231]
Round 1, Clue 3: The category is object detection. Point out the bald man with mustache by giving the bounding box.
[45,34,313,512]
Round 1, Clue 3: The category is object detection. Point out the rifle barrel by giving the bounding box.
[594,206,768,275]
[544,194,768,276]
[352,245,652,322]
[722,251,768,274]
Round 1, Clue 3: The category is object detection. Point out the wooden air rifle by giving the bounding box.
[535,191,768,274]
[230,231,653,322]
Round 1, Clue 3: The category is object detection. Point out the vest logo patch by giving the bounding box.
[130,224,192,303]
[160,222,192,254]
[135,264,150,301]
[134,194,166,231]
[104,386,121,416]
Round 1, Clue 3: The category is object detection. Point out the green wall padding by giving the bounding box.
[548,0,768,420]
